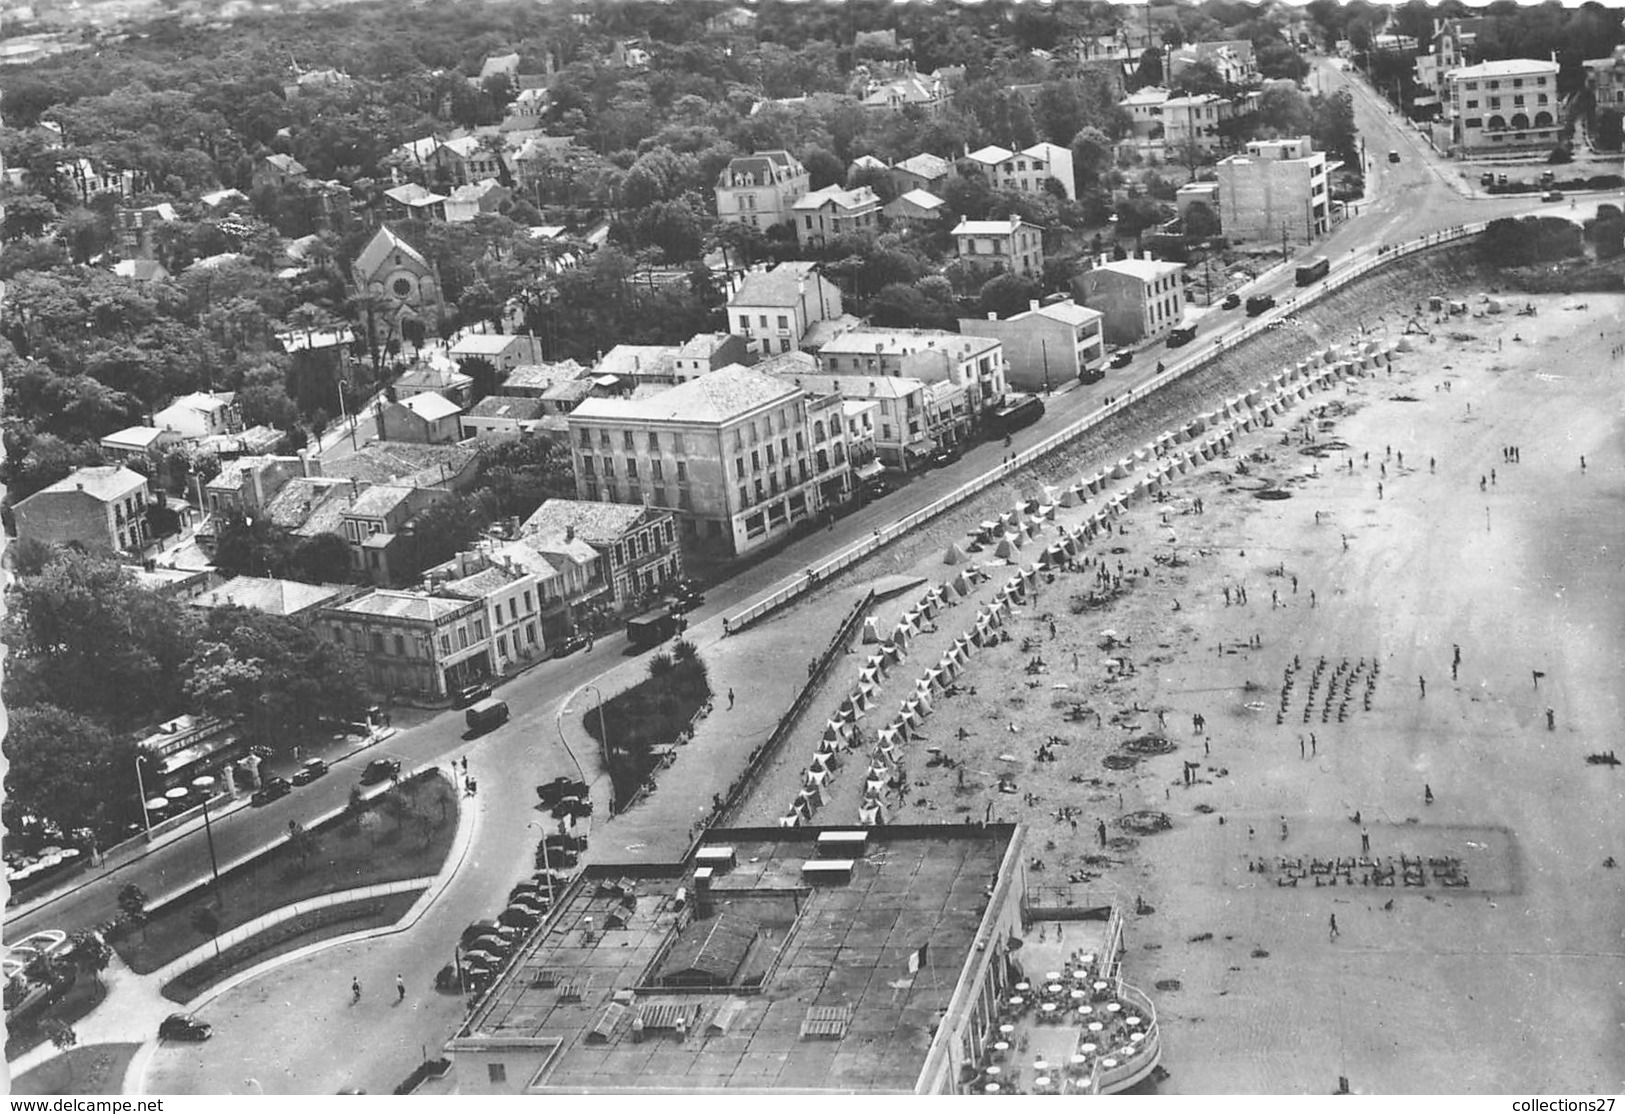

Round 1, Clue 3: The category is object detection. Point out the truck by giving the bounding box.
[1294,257,1330,286]
[627,610,682,651]
[465,698,509,734]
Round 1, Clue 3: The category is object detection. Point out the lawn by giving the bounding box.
[111,772,458,975]
[11,1043,141,1095]
[583,643,710,806]
[160,890,422,1003]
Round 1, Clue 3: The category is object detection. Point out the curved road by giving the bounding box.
[5,57,1597,1093]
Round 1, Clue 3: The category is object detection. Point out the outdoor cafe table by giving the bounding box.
[1070,990,1086,1003]
[985,1084,1000,1094]
[999,1024,1015,1037]
[992,1041,1010,1059]
[1033,1059,1048,1073]
[1125,1016,1142,1028]
[1047,982,1063,995]
[1034,1077,1052,1091]
[1088,1022,1104,1034]
[1106,1002,1122,1015]
[1046,971,1063,981]
[1041,1002,1058,1017]
[1079,1043,1097,1056]
[1069,1055,1089,1071]
[1015,982,1030,992]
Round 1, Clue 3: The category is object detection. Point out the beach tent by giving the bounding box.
[943,543,964,566]
[861,617,881,644]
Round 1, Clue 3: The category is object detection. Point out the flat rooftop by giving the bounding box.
[455,824,1020,1093]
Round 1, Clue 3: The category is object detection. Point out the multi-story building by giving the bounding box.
[1582,44,1625,112]
[460,396,549,439]
[566,367,837,556]
[1160,94,1237,156]
[714,150,810,230]
[889,152,952,196]
[860,71,950,115]
[1167,39,1260,87]
[674,334,752,383]
[1072,255,1187,346]
[1442,59,1563,155]
[13,466,152,554]
[423,550,545,672]
[1121,86,1171,142]
[1413,18,1486,114]
[755,351,937,466]
[814,329,1007,420]
[352,226,443,339]
[791,185,882,246]
[449,333,548,375]
[958,299,1106,393]
[155,391,242,441]
[883,188,947,227]
[1216,136,1331,245]
[190,576,358,619]
[315,590,492,698]
[203,452,323,519]
[521,500,683,611]
[951,216,1045,280]
[964,143,1077,199]
[377,392,465,445]
[727,262,845,357]
[341,483,449,586]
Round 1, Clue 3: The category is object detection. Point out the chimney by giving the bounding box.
[76,482,85,491]
[348,478,360,500]
[1028,300,1041,312]
[566,525,575,542]
[987,311,997,320]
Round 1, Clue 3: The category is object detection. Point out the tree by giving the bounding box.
[404,492,499,575]
[291,533,354,585]
[1184,200,1222,240]
[1,705,139,840]
[117,883,150,940]
[869,282,955,330]
[977,272,1041,320]
[1070,128,1115,192]
[476,435,576,519]
[44,1019,78,1054]
[1170,60,1229,98]
[1309,89,1359,166]
[67,930,112,988]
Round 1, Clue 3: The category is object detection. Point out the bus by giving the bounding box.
[989,395,1046,438]
[1295,257,1331,286]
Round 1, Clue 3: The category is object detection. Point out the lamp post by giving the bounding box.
[134,754,154,839]
[582,683,613,815]
[199,791,225,957]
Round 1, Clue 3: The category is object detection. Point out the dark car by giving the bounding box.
[551,634,589,659]
[359,757,401,785]
[1541,189,1564,202]
[926,444,962,469]
[509,881,554,905]
[461,919,503,948]
[453,682,493,709]
[291,758,329,786]
[159,1013,212,1042]
[536,777,590,808]
[1388,150,1400,163]
[1109,349,1133,368]
[498,905,542,930]
[250,777,292,807]
[1221,292,1241,309]
[1245,294,1276,316]
[544,833,589,855]
[1166,324,1198,347]
[551,795,594,821]
[862,474,895,499]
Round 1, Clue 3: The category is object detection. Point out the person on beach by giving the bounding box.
[1419,675,1426,698]
[1425,784,1434,805]
[1329,914,1340,941]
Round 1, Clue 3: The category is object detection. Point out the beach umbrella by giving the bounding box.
[804,767,828,789]
[145,797,170,813]
[859,804,883,826]
[779,814,800,828]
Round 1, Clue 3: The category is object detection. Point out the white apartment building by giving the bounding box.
[1442,59,1563,155]
[714,150,810,230]
[1216,136,1331,245]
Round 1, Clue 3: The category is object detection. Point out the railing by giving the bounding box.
[723,221,1486,636]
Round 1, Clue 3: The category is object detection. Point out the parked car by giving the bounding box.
[551,796,594,821]
[1245,294,1276,316]
[1109,349,1134,368]
[1166,324,1198,347]
[862,475,895,499]
[453,681,493,709]
[551,634,588,659]
[544,833,589,855]
[359,758,400,785]
[498,905,542,930]
[537,777,590,808]
[250,777,292,806]
[510,896,552,918]
[666,581,705,613]
[159,1013,212,1041]
[291,758,329,786]
[1541,190,1564,202]
[1388,150,1400,163]
[509,882,553,905]
[1221,292,1241,309]
[926,444,963,469]
[461,919,503,948]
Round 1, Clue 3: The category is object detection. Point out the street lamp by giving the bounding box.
[581,684,610,773]
[134,754,154,839]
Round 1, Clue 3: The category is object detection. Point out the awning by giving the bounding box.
[856,461,886,479]
[906,439,939,456]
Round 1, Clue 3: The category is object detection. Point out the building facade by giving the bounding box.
[1443,59,1563,155]
[714,150,810,230]
[958,299,1106,392]
[952,216,1045,280]
[567,367,834,556]
[814,328,1007,423]
[965,142,1077,199]
[1073,256,1187,346]
[423,552,546,673]
[316,590,492,698]
[13,466,152,554]
[1216,136,1331,245]
[727,262,846,357]
[520,500,684,612]
[792,185,882,246]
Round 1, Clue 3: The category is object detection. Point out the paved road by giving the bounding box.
[9,58,1603,1089]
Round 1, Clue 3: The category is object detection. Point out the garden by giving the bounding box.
[583,640,711,808]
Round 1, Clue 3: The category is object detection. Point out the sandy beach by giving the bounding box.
[738,271,1625,1093]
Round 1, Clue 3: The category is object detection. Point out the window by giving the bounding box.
[779,337,790,353]
[737,314,750,331]
[488,1064,507,1085]
[751,449,761,471]
[777,315,789,330]
[578,428,591,448]
[765,443,775,465]
[602,458,615,478]
[677,461,688,483]
[732,430,743,451]
[524,590,533,612]
[651,459,663,482]
[458,628,469,650]
[393,634,406,656]
[622,430,634,450]
[738,484,749,507]
[672,432,684,453]
[666,521,675,543]
[527,624,537,645]
[626,459,638,480]
[647,431,659,451]
[582,456,595,476]
[598,429,611,448]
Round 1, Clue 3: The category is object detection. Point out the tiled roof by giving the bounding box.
[329,590,475,622]
[396,364,473,392]
[1448,58,1558,79]
[399,392,464,421]
[194,576,349,615]
[469,395,547,420]
[953,217,1035,236]
[483,540,560,582]
[1028,300,1104,326]
[504,361,586,390]
[541,379,594,402]
[716,150,802,188]
[730,261,822,308]
[819,327,1000,359]
[439,565,523,599]
[967,144,1015,165]
[324,443,479,487]
[385,183,447,207]
[345,484,416,518]
[263,478,355,536]
[893,188,945,210]
[1091,257,1184,281]
[354,226,429,280]
[101,426,171,450]
[594,345,677,380]
[263,153,307,176]
[521,499,649,545]
[571,366,799,425]
[893,153,950,181]
[28,465,147,503]
[451,333,526,356]
[791,185,879,212]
